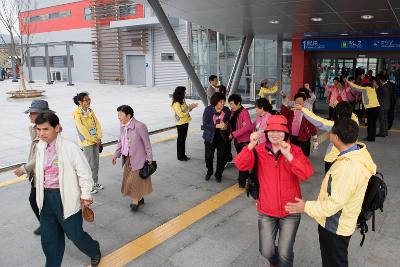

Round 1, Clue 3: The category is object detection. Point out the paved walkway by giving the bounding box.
[0,110,399,266]
[0,79,204,167]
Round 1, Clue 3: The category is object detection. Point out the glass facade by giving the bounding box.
[190,24,292,100]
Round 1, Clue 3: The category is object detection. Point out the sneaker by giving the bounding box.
[90,187,98,194]
[95,183,104,190]
[33,226,41,235]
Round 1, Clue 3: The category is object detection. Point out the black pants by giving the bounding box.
[328,106,335,120]
[205,140,227,177]
[226,139,233,162]
[366,107,380,141]
[290,136,311,157]
[388,104,395,130]
[318,225,351,267]
[30,179,40,221]
[176,123,189,159]
[324,161,333,174]
[235,142,249,186]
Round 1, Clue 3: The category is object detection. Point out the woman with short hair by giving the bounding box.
[112,105,153,211]
[202,93,231,182]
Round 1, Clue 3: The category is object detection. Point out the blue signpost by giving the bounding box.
[301,38,400,51]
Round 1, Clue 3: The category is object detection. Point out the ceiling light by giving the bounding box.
[361,15,374,20]
[304,34,312,37]
[379,32,389,35]
[269,20,279,24]
[311,17,323,22]
[340,33,349,36]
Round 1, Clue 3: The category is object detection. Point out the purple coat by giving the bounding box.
[114,119,153,171]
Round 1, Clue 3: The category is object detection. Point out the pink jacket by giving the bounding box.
[252,113,271,144]
[230,108,252,144]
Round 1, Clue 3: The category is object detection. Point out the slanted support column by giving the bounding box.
[227,37,245,91]
[45,44,53,84]
[147,0,208,106]
[229,34,254,96]
[66,41,74,86]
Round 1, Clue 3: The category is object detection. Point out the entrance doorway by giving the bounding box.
[126,55,146,85]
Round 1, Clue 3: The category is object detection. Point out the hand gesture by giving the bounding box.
[304,83,311,90]
[112,156,117,166]
[248,132,260,150]
[280,91,287,98]
[293,103,302,111]
[279,141,293,161]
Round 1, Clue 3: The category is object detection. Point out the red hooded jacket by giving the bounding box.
[235,143,314,217]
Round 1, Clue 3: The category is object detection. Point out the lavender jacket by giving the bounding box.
[114,119,153,171]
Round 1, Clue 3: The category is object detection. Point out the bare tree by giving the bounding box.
[0,0,34,92]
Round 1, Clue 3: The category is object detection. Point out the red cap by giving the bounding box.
[265,115,289,133]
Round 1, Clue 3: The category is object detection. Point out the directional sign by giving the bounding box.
[301,38,400,51]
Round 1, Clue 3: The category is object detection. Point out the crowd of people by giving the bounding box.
[13,68,394,266]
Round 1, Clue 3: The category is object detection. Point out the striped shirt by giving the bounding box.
[44,141,60,188]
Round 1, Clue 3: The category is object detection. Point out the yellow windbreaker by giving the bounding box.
[301,107,359,162]
[172,101,192,125]
[258,85,278,104]
[72,107,102,147]
[348,81,380,109]
[305,144,376,236]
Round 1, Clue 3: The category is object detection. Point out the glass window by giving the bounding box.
[31,57,45,67]
[119,4,136,17]
[84,7,92,20]
[161,53,175,61]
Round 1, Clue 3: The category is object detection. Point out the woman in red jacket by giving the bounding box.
[235,115,314,267]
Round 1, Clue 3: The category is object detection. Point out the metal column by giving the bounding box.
[26,46,34,83]
[216,32,220,82]
[45,44,52,84]
[227,37,245,90]
[275,38,283,109]
[250,38,256,101]
[147,0,208,106]
[66,41,74,86]
[229,34,254,96]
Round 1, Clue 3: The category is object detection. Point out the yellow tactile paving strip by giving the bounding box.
[95,184,245,267]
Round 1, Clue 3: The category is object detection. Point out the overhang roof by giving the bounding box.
[139,0,400,38]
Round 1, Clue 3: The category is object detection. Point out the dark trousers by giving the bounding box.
[235,142,249,186]
[388,105,395,130]
[176,123,189,159]
[366,107,380,141]
[30,179,40,221]
[328,106,335,120]
[226,139,233,162]
[40,190,99,267]
[318,225,351,267]
[205,140,227,177]
[290,136,311,157]
[378,107,389,136]
[324,161,333,174]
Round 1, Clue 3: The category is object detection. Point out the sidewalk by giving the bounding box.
[0,80,203,167]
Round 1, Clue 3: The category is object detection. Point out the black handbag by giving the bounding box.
[246,150,259,200]
[139,160,157,179]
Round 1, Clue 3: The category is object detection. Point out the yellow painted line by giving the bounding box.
[96,184,245,267]
[0,130,199,188]
[0,175,28,187]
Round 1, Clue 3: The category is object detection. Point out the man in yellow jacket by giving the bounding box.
[285,117,376,267]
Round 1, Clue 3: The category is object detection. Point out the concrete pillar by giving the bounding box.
[45,44,53,84]
[66,41,74,86]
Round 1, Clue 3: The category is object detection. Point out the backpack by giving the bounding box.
[357,172,387,246]
[246,150,259,200]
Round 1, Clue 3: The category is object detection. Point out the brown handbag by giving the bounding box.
[82,206,94,222]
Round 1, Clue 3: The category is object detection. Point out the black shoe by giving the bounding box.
[33,226,41,235]
[138,198,144,206]
[215,175,222,183]
[91,250,101,267]
[238,180,246,188]
[130,198,144,212]
[362,137,375,142]
[205,173,212,181]
[376,134,386,137]
[178,156,190,161]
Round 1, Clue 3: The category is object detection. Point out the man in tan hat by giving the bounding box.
[14,100,55,235]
